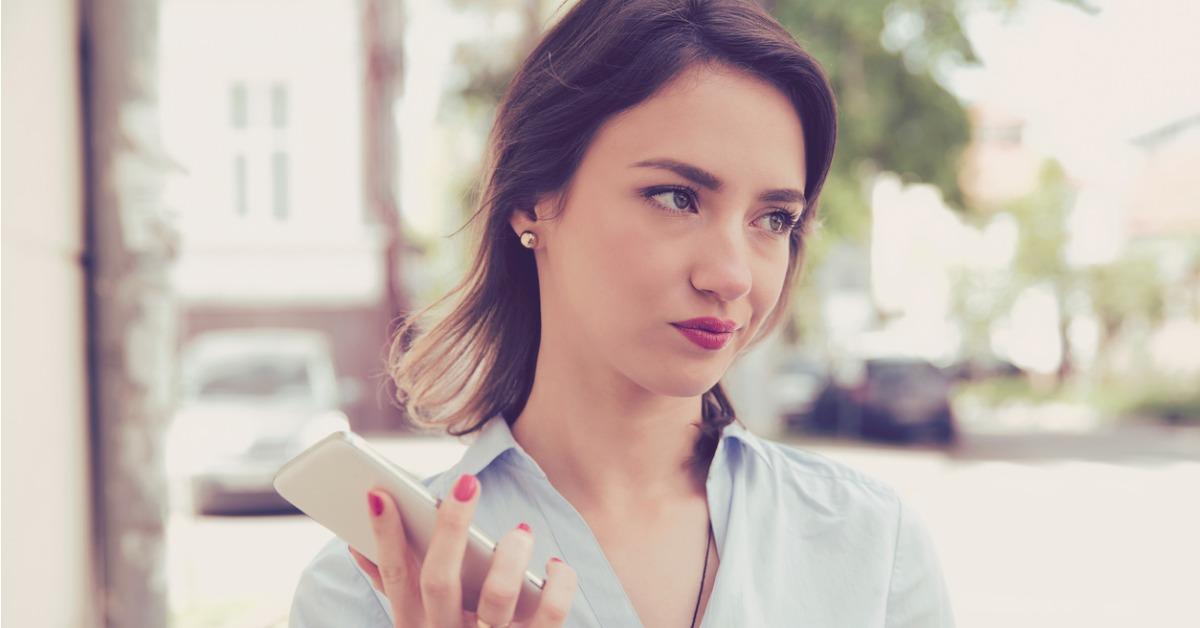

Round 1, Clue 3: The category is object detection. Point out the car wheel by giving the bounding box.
[190,485,219,516]
[930,409,958,445]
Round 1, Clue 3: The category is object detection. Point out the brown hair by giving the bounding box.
[387,0,837,479]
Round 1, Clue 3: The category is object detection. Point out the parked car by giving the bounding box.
[801,356,959,446]
[166,328,353,515]
[941,354,1023,383]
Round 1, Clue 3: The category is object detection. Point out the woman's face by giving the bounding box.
[514,63,808,398]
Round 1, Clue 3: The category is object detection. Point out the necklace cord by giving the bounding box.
[689,522,713,628]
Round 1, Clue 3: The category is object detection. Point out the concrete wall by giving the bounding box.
[1,0,98,626]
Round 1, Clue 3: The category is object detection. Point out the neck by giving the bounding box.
[510,340,711,514]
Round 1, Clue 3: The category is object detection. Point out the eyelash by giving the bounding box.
[640,185,801,236]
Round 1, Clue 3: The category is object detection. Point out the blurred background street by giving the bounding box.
[5,0,1199,627]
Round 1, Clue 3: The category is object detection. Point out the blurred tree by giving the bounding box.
[1008,161,1072,278]
[364,0,413,332]
[83,0,176,624]
[949,163,1169,388]
[1002,160,1076,380]
[772,0,977,240]
[769,0,979,346]
[1082,253,1166,359]
[770,0,1088,234]
[949,264,1019,365]
[440,0,544,234]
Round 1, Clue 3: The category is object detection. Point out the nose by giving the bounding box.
[689,220,753,303]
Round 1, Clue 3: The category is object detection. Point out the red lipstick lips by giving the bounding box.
[670,317,740,350]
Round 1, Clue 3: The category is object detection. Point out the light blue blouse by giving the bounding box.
[289,413,956,627]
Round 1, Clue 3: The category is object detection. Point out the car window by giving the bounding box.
[191,357,313,401]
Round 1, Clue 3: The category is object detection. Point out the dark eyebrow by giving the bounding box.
[630,158,807,207]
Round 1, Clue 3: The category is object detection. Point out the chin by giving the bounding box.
[639,365,724,398]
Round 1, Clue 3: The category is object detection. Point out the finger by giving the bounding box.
[525,557,578,628]
[476,523,536,627]
[367,488,419,624]
[419,473,480,627]
[348,545,384,592]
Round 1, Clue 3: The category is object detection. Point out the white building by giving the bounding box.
[160,0,383,307]
[158,0,400,430]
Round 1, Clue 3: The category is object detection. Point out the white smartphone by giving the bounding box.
[273,430,545,620]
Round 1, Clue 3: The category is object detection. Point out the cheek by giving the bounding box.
[747,254,791,331]
[558,202,660,322]
[578,197,672,282]
[567,205,687,342]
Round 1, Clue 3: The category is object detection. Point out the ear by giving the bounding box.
[508,191,561,239]
[509,205,537,240]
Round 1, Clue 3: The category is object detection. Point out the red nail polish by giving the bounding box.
[518,522,532,534]
[550,557,563,564]
[453,474,478,502]
[368,492,383,517]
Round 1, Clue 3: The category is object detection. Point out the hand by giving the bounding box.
[347,474,578,628]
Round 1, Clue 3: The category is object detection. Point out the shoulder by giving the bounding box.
[739,432,903,516]
[288,536,391,627]
[735,434,956,626]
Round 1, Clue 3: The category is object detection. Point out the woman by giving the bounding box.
[290,0,955,626]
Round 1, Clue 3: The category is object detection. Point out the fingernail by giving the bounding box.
[517,522,532,534]
[550,557,563,564]
[453,473,478,502]
[368,491,383,517]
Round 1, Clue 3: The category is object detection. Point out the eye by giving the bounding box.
[642,186,698,214]
[641,185,801,237]
[756,210,801,236]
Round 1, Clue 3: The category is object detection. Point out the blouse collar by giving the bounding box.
[451,411,771,483]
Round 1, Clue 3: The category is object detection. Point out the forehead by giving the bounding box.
[584,64,808,191]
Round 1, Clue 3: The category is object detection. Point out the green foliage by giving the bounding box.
[995,160,1167,347]
[772,0,976,241]
[955,373,1200,425]
[1002,160,1073,280]
[1082,254,1167,336]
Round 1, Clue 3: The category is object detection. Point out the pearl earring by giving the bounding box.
[520,231,538,249]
